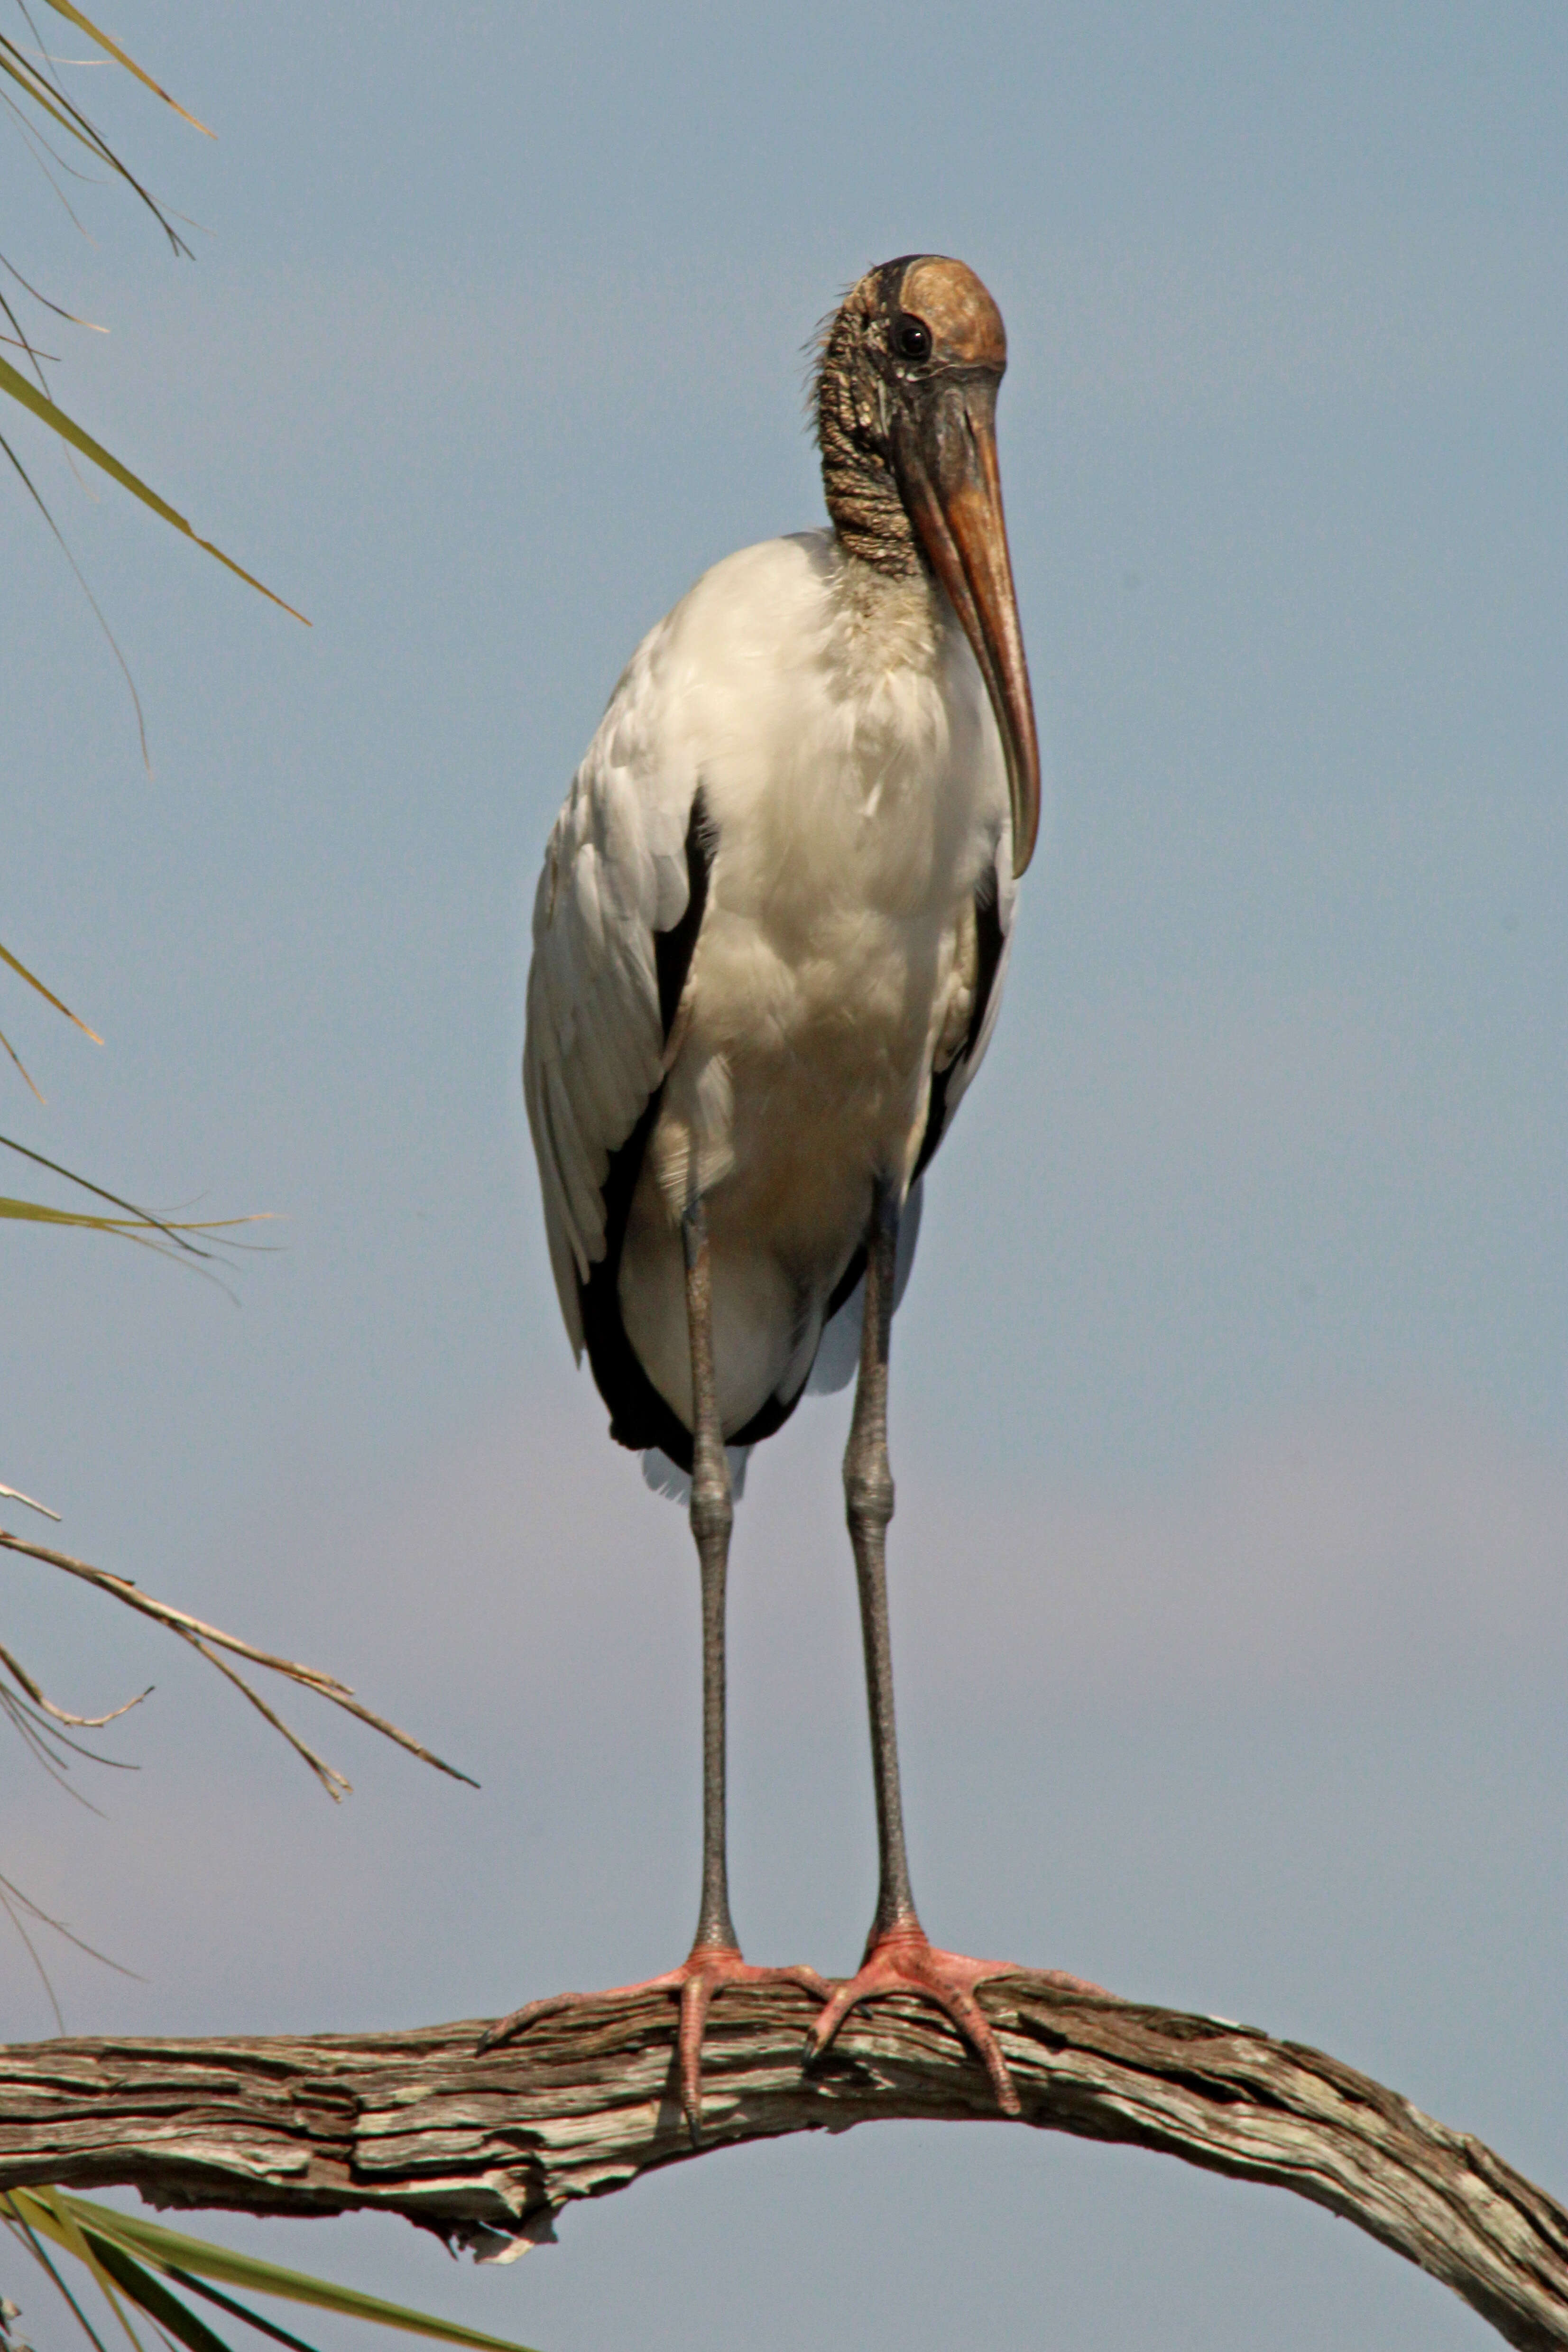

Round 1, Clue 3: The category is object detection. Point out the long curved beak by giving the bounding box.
[893,376,1041,876]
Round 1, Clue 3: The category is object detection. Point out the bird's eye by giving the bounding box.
[894,314,932,363]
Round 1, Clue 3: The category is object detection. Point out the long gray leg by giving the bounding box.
[480,1192,829,2136]
[843,1173,920,1940]
[675,1194,829,2138]
[683,1191,738,1955]
[807,1171,1024,2113]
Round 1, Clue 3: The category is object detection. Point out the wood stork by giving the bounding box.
[487,254,1083,2130]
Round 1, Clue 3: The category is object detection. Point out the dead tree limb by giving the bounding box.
[3,1976,1566,2348]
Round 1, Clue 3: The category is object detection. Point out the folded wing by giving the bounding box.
[523,623,703,1358]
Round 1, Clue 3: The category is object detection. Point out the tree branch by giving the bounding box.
[3,1976,1566,2348]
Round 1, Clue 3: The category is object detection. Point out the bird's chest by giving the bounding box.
[650,627,998,1239]
[719,685,974,1043]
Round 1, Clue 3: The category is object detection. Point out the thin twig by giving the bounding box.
[0,1485,60,1521]
[0,1528,478,1790]
[173,1631,349,1804]
[0,1684,127,1801]
[0,245,107,325]
[0,1888,64,2032]
[0,1639,148,1727]
[0,431,148,765]
[0,1874,136,1980]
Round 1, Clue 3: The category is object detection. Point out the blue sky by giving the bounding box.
[4,4,1567,2346]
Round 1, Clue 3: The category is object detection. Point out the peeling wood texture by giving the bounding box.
[4,1976,1568,2347]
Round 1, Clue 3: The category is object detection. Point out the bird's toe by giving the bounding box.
[805,1924,1025,2114]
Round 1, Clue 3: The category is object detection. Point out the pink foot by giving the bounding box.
[807,1924,1097,2115]
[480,1944,830,2140]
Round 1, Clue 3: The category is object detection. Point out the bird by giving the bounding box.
[484,253,1081,2134]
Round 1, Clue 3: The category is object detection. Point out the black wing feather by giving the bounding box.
[579,791,710,1467]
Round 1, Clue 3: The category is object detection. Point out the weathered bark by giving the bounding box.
[3,1976,1567,2348]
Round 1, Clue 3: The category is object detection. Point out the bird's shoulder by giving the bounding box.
[640,529,840,728]
[545,532,832,867]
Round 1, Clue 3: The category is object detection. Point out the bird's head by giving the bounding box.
[816,254,1040,875]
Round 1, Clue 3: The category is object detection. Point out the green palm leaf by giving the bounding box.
[73,2237,240,2352]
[0,1198,259,1238]
[0,941,100,1039]
[0,354,306,621]
[157,2267,326,2352]
[38,0,214,134]
[4,2192,540,2352]
[2,28,506,2352]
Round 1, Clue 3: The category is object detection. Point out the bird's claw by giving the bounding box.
[478,1989,590,2054]
[479,1946,830,2144]
[805,1924,1026,2115]
[672,1946,829,2141]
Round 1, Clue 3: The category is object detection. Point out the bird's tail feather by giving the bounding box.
[642,1445,751,1504]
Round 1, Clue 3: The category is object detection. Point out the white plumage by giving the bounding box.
[524,526,1016,1479]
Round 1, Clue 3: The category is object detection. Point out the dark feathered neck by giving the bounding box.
[815,295,921,580]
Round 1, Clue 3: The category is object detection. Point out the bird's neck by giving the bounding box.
[818,367,922,579]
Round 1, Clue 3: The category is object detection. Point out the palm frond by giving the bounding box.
[0,351,307,619]
[37,1,212,135]
[0,1135,272,1264]
[0,941,100,1038]
[1,2194,540,2352]
[1,6,304,622]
